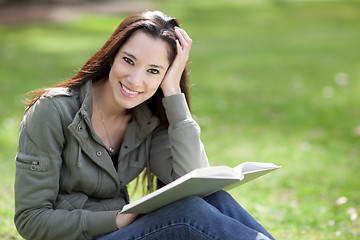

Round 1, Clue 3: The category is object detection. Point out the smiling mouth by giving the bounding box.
[121,83,141,96]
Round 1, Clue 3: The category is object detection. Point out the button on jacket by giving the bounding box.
[14,81,209,240]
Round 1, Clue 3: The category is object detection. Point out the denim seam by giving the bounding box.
[134,222,217,240]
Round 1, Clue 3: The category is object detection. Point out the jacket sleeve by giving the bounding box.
[149,93,210,183]
[14,97,118,240]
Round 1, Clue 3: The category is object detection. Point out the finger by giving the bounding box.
[175,27,186,46]
[176,39,182,53]
[175,27,191,48]
[177,28,192,44]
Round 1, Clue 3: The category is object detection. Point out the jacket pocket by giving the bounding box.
[15,152,48,172]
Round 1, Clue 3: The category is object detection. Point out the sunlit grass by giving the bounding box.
[1,0,359,239]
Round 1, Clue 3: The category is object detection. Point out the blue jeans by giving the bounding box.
[98,191,275,240]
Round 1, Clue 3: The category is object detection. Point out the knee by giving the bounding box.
[204,191,246,212]
[212,190,230,198]
[179,195,205,209]
[205,190,232,202]
[173,196,210,216]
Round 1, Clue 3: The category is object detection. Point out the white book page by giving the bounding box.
[234,162,280,175]
[191,166,242,179]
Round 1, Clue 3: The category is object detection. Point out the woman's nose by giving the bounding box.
[127,68,143,87]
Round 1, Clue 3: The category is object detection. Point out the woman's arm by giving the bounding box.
[14,97,118,240]
[149,28,209,183]
[149,93,209,183]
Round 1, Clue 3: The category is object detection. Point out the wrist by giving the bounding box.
[162,85,182,97]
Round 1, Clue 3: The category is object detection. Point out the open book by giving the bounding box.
[121,162,280,214]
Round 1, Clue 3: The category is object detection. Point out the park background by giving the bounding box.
[0,0,359,239]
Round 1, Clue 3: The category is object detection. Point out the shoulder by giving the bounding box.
[42,87,80,114]
[24,87,81,126]
[43,87,73,98]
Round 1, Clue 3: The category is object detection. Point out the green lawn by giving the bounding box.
[1,0,359,239]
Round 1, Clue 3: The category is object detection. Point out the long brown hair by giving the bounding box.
[25,10,191,125]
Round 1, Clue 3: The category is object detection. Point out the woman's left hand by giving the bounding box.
[160,27,192,97]
[116,213,138,229]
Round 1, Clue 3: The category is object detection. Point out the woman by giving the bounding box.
[14,10,275,240]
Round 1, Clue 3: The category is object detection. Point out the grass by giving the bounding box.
[1,0,360,239]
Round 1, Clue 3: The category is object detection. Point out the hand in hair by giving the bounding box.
[160,27,192,97]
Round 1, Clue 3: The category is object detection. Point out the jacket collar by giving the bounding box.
[79,80,93,123]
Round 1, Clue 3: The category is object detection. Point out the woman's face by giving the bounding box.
[108,30,171,110]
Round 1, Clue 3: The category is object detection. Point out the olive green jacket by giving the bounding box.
[14,81,209,240]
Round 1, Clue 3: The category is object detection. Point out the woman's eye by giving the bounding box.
[148,69,159,74]
[123,57,134,65]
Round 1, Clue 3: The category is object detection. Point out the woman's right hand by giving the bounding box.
[160,27,192,97]
[116,213,138,229]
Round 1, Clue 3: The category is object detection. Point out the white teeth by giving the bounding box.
[122,84,139,95]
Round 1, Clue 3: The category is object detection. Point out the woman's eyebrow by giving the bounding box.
[123,51,137,60]
[149,64,165,70]
[123,51,165,70]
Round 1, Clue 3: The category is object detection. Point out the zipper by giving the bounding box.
[16,158,40,171]
[31,161,40,170]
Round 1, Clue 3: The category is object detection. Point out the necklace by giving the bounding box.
[94,86,125,154]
